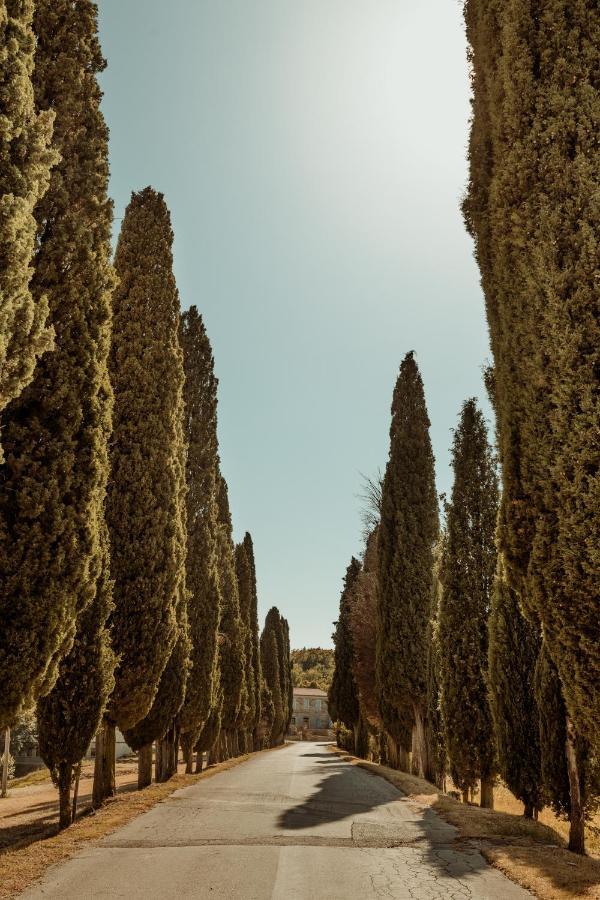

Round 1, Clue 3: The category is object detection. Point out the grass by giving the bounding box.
[331,747,600,899]
[7,769,52,790]
[0,745,288,899]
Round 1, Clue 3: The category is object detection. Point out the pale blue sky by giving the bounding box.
[97,0,490,648]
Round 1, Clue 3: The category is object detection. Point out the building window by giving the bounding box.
[303,697,309,710]
[291,717,296,726]
[315,699,321,711]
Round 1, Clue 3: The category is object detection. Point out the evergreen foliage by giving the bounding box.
[243,533,262,745]
[376,352,438,773]
[438,399,497,799]
[291,649,335,692]
[463,0,600,750]
[0,0,114,731]
[488,556,542,816]
[37,525,115,828]
[281,617,293,735]
[235,540,256,746]
[107,188,186,734]
[0,0,57,442]
[348,529,381,731]
[264,607,291,743]
[178,308,221,764]
[260,624,283,745]
[329,558,361,734]
[215,475,245,740]
[426,538,446,788]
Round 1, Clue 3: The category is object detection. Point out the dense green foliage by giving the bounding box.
[438,399,497,798]
[0,0,114,731]
[179,308,221,764]
[107,188,186,734]
[488,557,542,816]
[235,540,256,746]
[291,648,335,692]
[463,0,600,753]
[243,533,262,747]
[37,525,115,828]
[329,558,361,733]
[215,475,245,739]
[0,0,56,442]
[376,352,438,774]
[260,623,283,745]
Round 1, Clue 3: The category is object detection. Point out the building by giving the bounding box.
[13,729,132,775]
[289,687,332,733]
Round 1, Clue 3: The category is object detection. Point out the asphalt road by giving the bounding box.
[22,741,531,899]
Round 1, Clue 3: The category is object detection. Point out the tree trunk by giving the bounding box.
[57,763,73,830]
[480,775,494,809]
[71,762,81,823]
[523,800,534,819]
[1,727,9,798]
[565,716,585,855]
[181,733,194,774]
[462,788,469,804]
[398,746,410,772]
[138,744,153,789]
[195,749,204,773]
[93,719,116,807]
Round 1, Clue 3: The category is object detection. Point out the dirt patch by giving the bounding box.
[329,746,600,899]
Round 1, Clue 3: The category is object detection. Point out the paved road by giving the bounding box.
[23,742,530,899]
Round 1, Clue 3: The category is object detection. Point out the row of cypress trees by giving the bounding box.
[0,0,291,830]
[330,350,598,854]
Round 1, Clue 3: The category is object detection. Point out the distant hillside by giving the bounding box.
[291,648,335,692]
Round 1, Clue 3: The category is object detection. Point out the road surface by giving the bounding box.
[23,741,530,899]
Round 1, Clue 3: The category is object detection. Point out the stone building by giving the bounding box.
[289,687,332,733]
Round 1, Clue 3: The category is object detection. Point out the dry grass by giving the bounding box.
[7,769,52,790]
[0,746,286,899]
[331,747,600,899]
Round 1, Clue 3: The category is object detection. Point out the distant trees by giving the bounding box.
[261,608,290,746]
[0,0,56,445]
[291,649,335,692]
[438,399,497,807]
[0,0,114,733]
[377,352,438,779]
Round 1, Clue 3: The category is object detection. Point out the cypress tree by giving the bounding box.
[488,556,542,818]
[214,474,245,760]
[281,617,293,736]
[535,642,599,854]
[243,533,263,750]
[178,308,221,772]
[37,524,115,828]
[235,540,255,752]
[376,352,438,777]
[260,624,283,747]
[101,188,186,795]
[0,0,114,731]
[463,0,600,753]
[438,399,497,806]
[0,0,57,444]
[426,538,446,790]
[329,559,361,747]
[264,607,290,745]
[348,529,382,734]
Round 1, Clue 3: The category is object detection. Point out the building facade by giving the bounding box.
[289,687,332,732]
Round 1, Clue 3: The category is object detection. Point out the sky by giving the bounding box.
[97,0,491,649]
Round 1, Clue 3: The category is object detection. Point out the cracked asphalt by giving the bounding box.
[22,741,531,899]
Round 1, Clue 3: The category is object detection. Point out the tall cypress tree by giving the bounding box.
[235,540,255,752]
[281,617,293,737]
[376,352,438,777]
[243,533,262,750]
[214,474,245,760]
[0,0,114,732]
[260,623,283,747]
[0,0,57,444]
[100,188,185,796]
[178,308,221,772]
[37,524,115,828]
[438,399,497,806]
[426,537,447,790]
[488,556,542,817]
[329,559,361,746]
[264,607,290,745]
[463,0,600,757]
[348,530,382,734]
